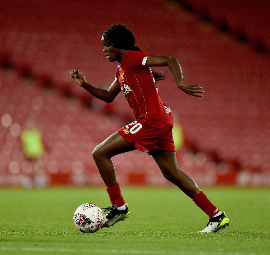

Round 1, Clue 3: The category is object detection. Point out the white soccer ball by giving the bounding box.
[73,203,104,233]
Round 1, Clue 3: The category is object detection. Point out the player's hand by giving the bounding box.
[70,68,87,86]
[177,81,204,97]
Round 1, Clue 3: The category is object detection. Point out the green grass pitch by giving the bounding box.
[0,187,269,255]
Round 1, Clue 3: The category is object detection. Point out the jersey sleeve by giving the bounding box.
[142,56,148,66]
[128,51,149,67]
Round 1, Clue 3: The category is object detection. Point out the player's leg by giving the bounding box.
[92,131,135,187]
[151,150,229,232]
[151,149,200,198]
[92,131,134,227]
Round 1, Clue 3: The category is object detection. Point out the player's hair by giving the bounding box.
[102,24,167,81]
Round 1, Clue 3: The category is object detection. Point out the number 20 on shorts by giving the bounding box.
[125,121,143,134]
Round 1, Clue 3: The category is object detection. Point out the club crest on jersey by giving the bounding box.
[122,84,132,95]
[121,72,125,83]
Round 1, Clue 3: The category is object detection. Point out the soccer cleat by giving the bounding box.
[199,212,229,233]
[101,205,130,228]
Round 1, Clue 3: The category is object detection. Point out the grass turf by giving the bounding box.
[0,187,269,255]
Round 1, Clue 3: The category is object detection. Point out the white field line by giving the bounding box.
[0,247,267,255]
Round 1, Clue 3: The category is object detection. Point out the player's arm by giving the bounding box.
[70,68,121,103]
[145,55,204,97]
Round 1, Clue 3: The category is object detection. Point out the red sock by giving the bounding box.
[193,191,220,218]
[106,183,125,207]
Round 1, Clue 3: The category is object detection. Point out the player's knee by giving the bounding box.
[92,144,103,161]
[160,166,184,185]
[163,172,176,183]
[160,167,175,181]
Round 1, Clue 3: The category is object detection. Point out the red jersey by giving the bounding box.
[115,50,173,127]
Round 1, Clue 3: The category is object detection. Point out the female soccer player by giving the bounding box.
[70,24,229,233]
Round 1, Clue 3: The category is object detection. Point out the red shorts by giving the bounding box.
[118,120,175,153]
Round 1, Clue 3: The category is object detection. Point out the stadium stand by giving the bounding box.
[0,0,269,186]
[180,0,270,53]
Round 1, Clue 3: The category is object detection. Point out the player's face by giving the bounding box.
[101,37,123,63]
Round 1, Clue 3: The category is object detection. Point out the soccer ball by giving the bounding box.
[73,203,104,233]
